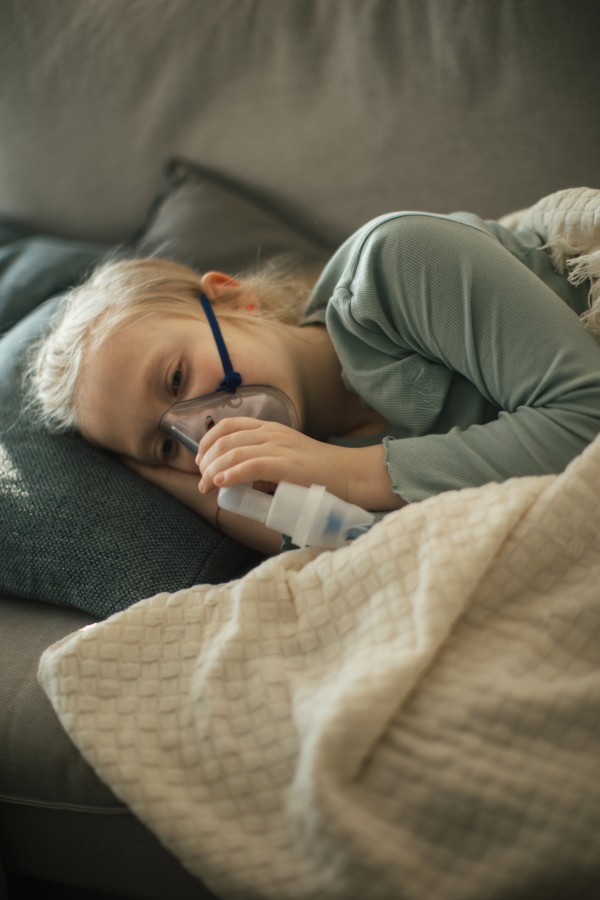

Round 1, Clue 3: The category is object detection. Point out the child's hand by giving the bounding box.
[197,417,344,496]
[195,417,405,510]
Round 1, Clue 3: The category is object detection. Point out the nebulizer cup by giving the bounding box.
[218,482,375,549]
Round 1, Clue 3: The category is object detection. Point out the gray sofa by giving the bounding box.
[1,3,599,898]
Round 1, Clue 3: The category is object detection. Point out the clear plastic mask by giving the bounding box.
[159,384,299,454]
[158,294,300,454]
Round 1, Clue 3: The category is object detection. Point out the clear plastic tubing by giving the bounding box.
[217,482,375,549]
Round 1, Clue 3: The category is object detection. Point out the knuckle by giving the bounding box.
[213,436,229,455]
[229,448,243,466]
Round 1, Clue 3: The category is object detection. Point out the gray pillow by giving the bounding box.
[0,299,263,617]
[137,158,333,277]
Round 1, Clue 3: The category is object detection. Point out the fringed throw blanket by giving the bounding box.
[39,428,600,899]
[499,186,600,335]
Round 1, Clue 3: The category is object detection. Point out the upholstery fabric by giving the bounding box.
[1,1,599,244]
[0,596,118,806]
[0,220,108,337]
[40,432,600,899]
[0,597,211,900]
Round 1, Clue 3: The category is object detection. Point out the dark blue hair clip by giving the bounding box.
[200,294,242,394]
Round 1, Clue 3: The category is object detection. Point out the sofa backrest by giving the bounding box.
[0,0,598,243]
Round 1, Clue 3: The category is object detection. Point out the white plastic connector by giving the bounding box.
[217,483,271,523]
[217,482,374,549]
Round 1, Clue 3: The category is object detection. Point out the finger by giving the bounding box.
[210,457,287,490]
[200,448,288,492]
[198,426,273,475]
[200,443,271,490]
[196,416,264,462]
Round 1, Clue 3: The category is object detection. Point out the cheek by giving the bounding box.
[168,446,200,474]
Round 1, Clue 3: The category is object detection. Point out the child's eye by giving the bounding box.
[161,435,174,458]
[172,367,182,395]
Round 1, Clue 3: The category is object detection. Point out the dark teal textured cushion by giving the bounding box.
[0,300,262,616]
[0,218,110,338]
[0,221,263,617]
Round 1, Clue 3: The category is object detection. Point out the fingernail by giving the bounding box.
[214,473,224,486]
[199,480,205,492]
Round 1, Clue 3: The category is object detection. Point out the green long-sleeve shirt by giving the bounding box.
[302,212,600,503]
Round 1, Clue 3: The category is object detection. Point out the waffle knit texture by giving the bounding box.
[39,428,600,899]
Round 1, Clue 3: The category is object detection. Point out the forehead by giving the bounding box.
[103,305,202,341]
[90,304,211,366]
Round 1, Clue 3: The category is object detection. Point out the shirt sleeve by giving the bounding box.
[320,213,600,502]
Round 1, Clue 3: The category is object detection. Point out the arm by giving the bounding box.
[323,214,600,500]
[195,419,407,510]
[121,460,284,556]
[123,431,406,556]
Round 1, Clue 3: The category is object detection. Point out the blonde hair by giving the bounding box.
[27,255,313,432]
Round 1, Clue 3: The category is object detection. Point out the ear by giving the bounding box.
[200,271,241,298]
[200,271,261,313]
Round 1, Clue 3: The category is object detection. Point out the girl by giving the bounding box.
[30,211,600,555]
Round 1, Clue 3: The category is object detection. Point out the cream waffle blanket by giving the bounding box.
[38,430,600,899]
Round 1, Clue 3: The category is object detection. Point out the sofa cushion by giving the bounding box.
[0,596,111,809]
[0,296,263,617]
[0,222,108,338]
[0,594,213,899]
[138,158,332,277]
[2,2,600,244]
[0,218,266,617]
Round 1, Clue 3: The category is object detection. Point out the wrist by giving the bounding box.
[216,507,283,555]
[343,444,406,510]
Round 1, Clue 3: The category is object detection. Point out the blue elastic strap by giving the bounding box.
[200,294,242,393]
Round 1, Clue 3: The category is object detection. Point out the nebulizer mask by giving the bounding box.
[159,295,374,548]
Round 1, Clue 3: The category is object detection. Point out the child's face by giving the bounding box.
[77,308,301,472]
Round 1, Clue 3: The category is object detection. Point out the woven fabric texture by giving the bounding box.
[39,430,600,898]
